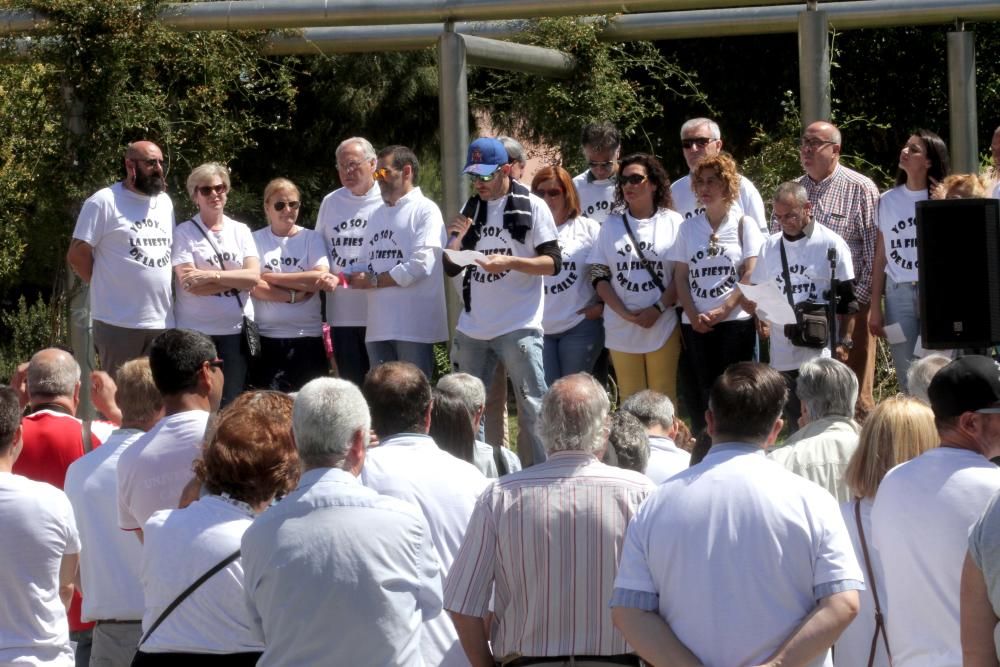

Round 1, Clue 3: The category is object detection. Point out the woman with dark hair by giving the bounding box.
[532,165,604,385]
[588,153,682,402]
[134,391,299,666]
[671,152,763,432]
[428,388,476,465]
[869,130,950,388]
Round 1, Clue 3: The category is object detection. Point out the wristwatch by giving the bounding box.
[368,272,379,289]
[839,338,854,350]
[653,301,667,314]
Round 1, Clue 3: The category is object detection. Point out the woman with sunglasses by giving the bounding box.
[588,153,682,403]
[670,153,763,432]
[173,163,260,407]
[532,166,604,385]
[868,129,949,390]
[249,178,330,392]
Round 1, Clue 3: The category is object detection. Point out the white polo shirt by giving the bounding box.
[644,435,689,483]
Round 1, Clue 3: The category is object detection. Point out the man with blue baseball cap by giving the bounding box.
[443,137,562,467]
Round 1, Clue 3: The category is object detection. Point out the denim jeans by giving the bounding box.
[251,336,329,392]
[884,278,920,391]
[211,333,247,408]
[451,329,547,466]
[543,317,605,386]
[331,326,370,387]
[366,340,435,379]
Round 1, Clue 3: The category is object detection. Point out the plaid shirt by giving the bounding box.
[794,164,880,304]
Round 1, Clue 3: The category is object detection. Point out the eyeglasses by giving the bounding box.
[707,233,722,257]
[134,158,166,168]
[681,137,714,150]
[273,200,300,212]
[533,188,564,199]
[197,184,227,197]
[621,173,648,186]
[469,168,502,183]
[774,212,804,223]
[588,160,615,169]
[374,167,393,181]
[800,137,836,151]
[975,407,1000,414]
[336,160,366,173]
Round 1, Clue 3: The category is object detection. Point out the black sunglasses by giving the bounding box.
[273,201,301,212]
[681,137,714,150]
[197,184,227,197]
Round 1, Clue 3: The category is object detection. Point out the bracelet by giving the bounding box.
[653,301,667,314]
[214,272,221,281]
[289,289,297,304]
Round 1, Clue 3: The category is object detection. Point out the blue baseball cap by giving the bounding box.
[463,137,508,176]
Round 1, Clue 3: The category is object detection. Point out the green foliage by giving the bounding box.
[470,16,706,172]
[0,294,66,382]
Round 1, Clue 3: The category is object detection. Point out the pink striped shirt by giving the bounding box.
[443,450,654,660]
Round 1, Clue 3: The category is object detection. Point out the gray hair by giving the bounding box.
[620,389,675,430]
[539,373,610,455]
[27,348,80,398]
[498,136,526,167]
[796,357,858,419]
[436,372,486,415]
[293,377,371,469]
[336,137,376,162]
[186,162,231,200]
[774,181,809,208]
[607,410,650,474]
[680,117,721,140]
[906,354,952,404]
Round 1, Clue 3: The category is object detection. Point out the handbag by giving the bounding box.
[854,499,893,667]
[779,238,829,348]
[189,220,262,359]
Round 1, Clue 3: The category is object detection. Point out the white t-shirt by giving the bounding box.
[587,209,681,354]
[316,184,383,327]
[572,172,616,224]
[671,174,768,232]
[644,435,689,484]
[543,216,601,335]
[456,193,559,340]
[251,226,329,338]
[72,182,175,329]
[992,180,1000,200]
[117,410,210,532]
[871,447,1000,667]
[64,428,145,622]
[363,188,448,344]
[877,185,926,284]
[669,207,763,324]
[750,224,855,371]
[140,495,262,654]
[0,472,79,667]
[172,215,257,336]
[614,444,862,667]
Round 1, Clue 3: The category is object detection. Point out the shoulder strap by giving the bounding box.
[492,444,509,477]
[621,212,666,294]
[778,238,796,309]
[854,498,893,667]
[82,419,93,454]
[138,549,241,648]
[189,219,245,310]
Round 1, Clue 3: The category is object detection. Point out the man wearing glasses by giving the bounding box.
[670,118,767,230]
[572,121,621,224]
[786,121,880,421]
[68,141,175,377]
[315,137,383,386]
[445,137,561,467]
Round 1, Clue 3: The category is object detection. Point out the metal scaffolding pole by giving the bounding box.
[798,6,831,125]
[947,27,978,173]
[462,34,575,77]
[264,21,526,55]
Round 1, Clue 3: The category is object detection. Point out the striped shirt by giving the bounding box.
[443,450,653,661]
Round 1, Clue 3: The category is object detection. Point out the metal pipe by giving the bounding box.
[947,29,978,172]
[264,20,527,55]
[798,9,830,125]
[0,9,48,33]
[462,34,575,77]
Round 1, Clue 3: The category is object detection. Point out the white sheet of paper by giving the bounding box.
[912,335,957,360]
[884,322,907,345]
[444,248,487,267]
[737,281,798,326]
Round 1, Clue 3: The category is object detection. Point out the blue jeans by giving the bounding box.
[543,317,605,386]
[366,340,435,379]
[331,326,370,387]
[884,278,920,391]
[251,336,329,392]
[211,333,248,408]
[451,329,547,466]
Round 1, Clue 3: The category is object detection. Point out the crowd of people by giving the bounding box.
[2,117,1000,666]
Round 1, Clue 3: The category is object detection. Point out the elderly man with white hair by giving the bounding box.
[769,357,860,502]
[620,389,689,483]
[436,372,521,478]
[444,373,654,667]
[240,377,443,667]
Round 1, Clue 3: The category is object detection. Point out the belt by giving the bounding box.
[503,655,641,667]
[94,619,142,625]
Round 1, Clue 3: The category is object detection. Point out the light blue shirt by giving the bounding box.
[241,467,443,667]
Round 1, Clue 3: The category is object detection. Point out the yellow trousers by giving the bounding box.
[610,328,681,406]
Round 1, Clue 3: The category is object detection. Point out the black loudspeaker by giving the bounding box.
[917,198,1000,349]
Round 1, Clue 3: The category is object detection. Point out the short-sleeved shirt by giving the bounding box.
[72,182,175,329]
[968,489,1000,663]
[877,184,926,285]
[456,193,559,340]
[668,207,763,324]
[588,209,681,353]
[671,174,768,232]
[251,226,329,338]
[612,443,863,667]
[543,216,601,334]
[572,172,616,224]
[315,184,383,327]
[172,215,258,336]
